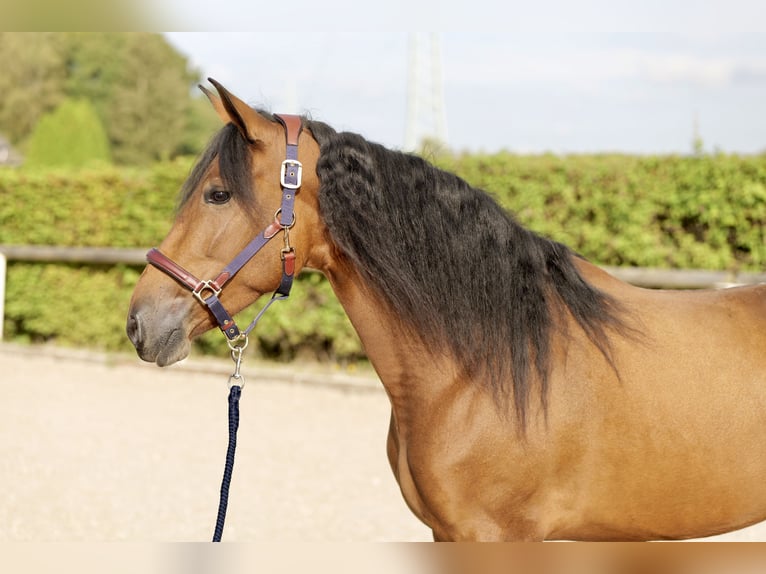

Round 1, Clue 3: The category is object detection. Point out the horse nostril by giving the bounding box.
[126,312,143,349]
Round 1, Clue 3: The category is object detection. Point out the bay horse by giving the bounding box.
[126,79,766,541]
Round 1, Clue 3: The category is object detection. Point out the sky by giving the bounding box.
[163,2,766,155]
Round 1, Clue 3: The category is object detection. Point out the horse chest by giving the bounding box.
[383,399,551,541]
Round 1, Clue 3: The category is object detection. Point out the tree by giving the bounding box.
[0,33,68,143]
[177,92,222,156]
[0,33,206,164]
[104,33,199,164]
[63,33,126,116]
[25,98,111,167]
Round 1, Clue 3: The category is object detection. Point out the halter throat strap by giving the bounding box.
[146,114,303,341]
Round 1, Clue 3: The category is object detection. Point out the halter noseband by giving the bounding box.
[146,113,303,345]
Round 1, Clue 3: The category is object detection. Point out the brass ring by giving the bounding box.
[274,208,296,229]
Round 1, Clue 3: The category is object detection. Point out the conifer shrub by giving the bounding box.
[25,98,111,168]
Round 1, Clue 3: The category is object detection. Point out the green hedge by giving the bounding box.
[0,160,360,360]
[1,162,177,351]
[1,153,765,361]
[436,153,766,270]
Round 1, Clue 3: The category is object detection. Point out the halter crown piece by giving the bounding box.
[146,114,303,345]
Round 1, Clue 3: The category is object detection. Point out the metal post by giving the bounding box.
[404,33,421,151]
[0,252,6,340]
[404,33,449,151]
[430,33,448,146]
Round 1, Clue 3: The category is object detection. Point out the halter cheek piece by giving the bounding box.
[145,114,303,345]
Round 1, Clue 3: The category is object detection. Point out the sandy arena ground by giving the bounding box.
[1,342,764,542]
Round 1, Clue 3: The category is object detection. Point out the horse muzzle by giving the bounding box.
[126,299,193,367]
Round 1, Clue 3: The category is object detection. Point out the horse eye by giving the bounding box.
[205,189,232,205]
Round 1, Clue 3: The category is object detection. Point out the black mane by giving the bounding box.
[178,122,259,214]
[311,124,627,423]
[181,115,628,423]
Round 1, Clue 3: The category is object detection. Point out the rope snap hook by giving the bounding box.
[227,335,248,389]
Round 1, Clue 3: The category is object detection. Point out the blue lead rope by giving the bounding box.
[210,295,287,542]
[212,383,242,542]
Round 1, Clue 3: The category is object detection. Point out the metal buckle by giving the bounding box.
[193,280,222,305]
[280,159,303,190]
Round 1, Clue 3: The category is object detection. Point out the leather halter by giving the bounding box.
[146,114,303,342]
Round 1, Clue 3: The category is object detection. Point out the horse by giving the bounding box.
[126,79,766,541]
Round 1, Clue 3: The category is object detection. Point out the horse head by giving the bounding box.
[126,80,325,366]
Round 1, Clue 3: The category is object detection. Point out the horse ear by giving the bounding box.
[207,78,271,144]
[198,84,229,124]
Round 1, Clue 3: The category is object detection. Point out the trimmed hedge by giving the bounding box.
[0,160,360,359]
[1,152,765,361]
[1,162,178,351]
[437,152,766,270]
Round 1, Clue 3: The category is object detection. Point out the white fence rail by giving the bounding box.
[0,245,147,264]
[0,245,147,339]
[0,244,764,340]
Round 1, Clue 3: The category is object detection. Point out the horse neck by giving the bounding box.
[321,255,459,410]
